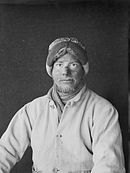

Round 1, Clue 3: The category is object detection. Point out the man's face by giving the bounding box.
[52,53,85,93]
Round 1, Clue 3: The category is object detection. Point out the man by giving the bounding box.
[0,37,125,173]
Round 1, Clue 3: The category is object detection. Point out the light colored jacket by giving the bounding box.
[0,86,125,173]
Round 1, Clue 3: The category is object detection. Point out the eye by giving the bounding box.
[54,62,63,68]
[70,62,79,69]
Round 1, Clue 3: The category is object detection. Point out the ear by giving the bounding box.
[83,62,89,75]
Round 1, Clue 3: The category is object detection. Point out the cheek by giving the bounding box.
[73,69,84,80]
[52,70,60,81]
[52,67,61,75]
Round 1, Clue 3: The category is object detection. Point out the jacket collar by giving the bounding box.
[47,84,87,106]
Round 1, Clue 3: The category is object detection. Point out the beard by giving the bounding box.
[55,78,85,94]
[56,84,76,93]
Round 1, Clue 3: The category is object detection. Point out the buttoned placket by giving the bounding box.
[49,99,63,172]
[49,100,59,129]
[49,99,73,173]
[53,132,63,173]
[54,101,73,173]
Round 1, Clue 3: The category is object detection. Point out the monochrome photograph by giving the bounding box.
[0,0,128,173]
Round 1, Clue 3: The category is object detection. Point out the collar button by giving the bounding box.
[50,105,55,109]
[52,168,60,173]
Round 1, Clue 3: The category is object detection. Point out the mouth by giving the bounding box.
[59,79,73,83]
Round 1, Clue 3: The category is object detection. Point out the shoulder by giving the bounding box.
[85,89,118,122]
[17,94,50,126]
[28,94,48,106]
[25,94,49,113]
[86,89,115,110]
[26,87,53,109]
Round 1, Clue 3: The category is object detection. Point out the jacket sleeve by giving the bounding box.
[91,101,125,173]
[0,105,32,173]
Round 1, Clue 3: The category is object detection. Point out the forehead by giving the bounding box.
[56,53,79,63]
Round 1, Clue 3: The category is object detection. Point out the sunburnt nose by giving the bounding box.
[62,66,71,75]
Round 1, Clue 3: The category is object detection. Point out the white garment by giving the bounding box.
[0,87,125,173]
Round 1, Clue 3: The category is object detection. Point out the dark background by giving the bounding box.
[0,0,128,172]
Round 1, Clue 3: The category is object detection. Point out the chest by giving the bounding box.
[31,100,92,151]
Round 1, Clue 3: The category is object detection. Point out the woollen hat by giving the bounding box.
[46,37,89,77]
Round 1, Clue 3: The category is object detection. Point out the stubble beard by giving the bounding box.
[57,84,76,94]
[56,78,85,94]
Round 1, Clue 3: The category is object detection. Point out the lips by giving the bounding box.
[59,79,73,82]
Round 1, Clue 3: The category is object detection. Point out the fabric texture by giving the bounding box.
[0,87,125,173]
[51,84,86,123]
[46,37,89,77]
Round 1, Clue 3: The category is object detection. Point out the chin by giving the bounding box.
[58,85,76,93]
[58,84,75,93]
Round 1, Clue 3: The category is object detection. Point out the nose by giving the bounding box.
[62,66,70,76]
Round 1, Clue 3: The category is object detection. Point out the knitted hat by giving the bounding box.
[46,37,89,77]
